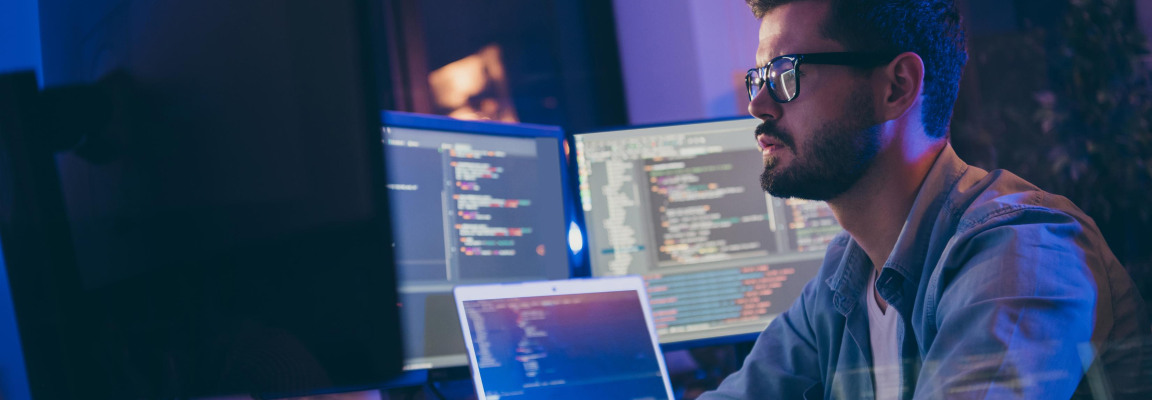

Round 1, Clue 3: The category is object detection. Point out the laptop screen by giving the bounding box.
[462,290,671,400]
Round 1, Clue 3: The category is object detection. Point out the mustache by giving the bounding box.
[754,121,796,150]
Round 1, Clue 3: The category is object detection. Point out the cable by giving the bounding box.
[426,380,450,400]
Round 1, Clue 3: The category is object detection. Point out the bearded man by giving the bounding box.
[698,1,1151,399]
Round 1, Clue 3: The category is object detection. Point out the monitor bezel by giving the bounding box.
[380,111,586,373]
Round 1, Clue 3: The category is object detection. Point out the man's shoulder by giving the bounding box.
[936,166,1120,293]
[933,167,1148,349]
[949,167,1094,238]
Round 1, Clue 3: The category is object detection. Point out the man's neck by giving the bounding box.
[826,134,947,274]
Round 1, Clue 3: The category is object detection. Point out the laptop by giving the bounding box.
[453,276,676,400]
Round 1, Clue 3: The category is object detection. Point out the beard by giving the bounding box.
[759,87,882,201]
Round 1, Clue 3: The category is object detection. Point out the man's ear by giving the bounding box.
[879,52,925,122]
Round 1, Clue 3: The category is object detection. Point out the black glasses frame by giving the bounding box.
[746,52,901,103]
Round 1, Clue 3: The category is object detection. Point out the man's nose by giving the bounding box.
[748,86,782,122]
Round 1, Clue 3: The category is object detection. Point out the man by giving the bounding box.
[699,0,1151,399]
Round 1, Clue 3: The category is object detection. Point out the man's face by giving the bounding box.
[752,1,882,201]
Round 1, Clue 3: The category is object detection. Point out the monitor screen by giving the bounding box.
[384,114,573,370]
[575,118,842,344]
[462,291,671,400]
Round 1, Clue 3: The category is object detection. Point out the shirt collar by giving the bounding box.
[825,144,969,315]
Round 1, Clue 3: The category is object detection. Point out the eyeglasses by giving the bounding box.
[746,52,901,103]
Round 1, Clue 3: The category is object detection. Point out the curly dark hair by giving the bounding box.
[747,0,967,138]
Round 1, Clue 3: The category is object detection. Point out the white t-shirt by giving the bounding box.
[867,268,901,400]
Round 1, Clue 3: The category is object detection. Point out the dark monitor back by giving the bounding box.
[11,1,403,398]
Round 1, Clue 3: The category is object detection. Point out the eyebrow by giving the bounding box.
[754,55,774,69]
[757,46,796,68]
[755,53,788,69]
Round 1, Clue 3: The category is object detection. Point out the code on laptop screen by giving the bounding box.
[463,291,670,400]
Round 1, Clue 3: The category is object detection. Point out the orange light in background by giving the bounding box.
[428,45,519,122]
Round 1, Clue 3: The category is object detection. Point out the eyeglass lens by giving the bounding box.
[768,58,798,102]
[747,70,763,101]
[748,58,799,103]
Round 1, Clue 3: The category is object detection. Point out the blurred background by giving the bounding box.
[3,0,1151,398]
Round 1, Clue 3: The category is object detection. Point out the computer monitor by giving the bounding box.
[8,1,403,398]
[382,111,581,371]
[574,118,842,345]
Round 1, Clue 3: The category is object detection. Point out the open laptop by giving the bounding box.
[454,276,675,400]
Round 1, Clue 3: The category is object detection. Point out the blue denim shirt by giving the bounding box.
[699,145,1150,400]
